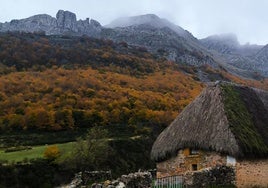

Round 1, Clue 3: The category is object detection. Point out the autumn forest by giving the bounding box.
[0,32,207,133]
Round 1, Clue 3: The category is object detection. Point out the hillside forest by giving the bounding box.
[0,32,205,132]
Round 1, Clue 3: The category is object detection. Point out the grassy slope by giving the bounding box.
[0,136,146,164]
[0,142,75,163]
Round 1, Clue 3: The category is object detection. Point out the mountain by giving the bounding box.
[0,10,267,78]
[201,34,267,77]
[106,14,194,40]
[103,14,220,68]
[103,14,268,78]
[1,11,221,71]
[200,33,240,55]
[200,33,263,56]
[253,45,268,75]
[0,10,102,37]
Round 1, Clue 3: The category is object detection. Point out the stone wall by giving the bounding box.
[94,171,152,188]
[61,171,152,188]
[184,166,236,187]
[156,149,227,178]
[236,159,268,188]
[156,149,268,187]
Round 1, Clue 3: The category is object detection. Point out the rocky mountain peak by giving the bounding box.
[56,10,77,20]
[106,14,162,28]
[90,19,101,28]
[202,33,240,48]
[103,14,219,68]
[106,14,196,42]
[132,14,161,23]
[0,10,102,36]
[200,33,241,55]
[56,10,77,31]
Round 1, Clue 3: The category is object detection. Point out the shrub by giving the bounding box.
[43,145,60,160]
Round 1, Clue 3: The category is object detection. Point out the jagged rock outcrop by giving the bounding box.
[56,10,78,32]
[0,14,58,34]
[0,10,102,37]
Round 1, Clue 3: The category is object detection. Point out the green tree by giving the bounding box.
[59,127,112,171]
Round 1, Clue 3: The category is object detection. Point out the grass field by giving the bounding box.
[0,128,145,165]
[0,142,75,163]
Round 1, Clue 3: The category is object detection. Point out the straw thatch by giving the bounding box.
[151,82,268,162]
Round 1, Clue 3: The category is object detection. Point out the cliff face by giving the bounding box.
[56,10,77,32]
[0,10,102,37]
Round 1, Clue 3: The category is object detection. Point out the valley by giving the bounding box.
[0,9,267,187]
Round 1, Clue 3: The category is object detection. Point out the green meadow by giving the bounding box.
[0,142,75,163]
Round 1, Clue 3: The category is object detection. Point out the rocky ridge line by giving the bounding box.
[0,10,102,37]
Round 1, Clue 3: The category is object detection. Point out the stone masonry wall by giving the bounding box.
[157,149,227,178]
[157,149,268,187]
[236,159,268,188]
[184,166,236,188]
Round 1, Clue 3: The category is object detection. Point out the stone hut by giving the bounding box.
[151,82,268,187]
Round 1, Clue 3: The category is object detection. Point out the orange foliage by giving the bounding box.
[0,67,203,131]
[221,71,268,90]
[43,145,60,160]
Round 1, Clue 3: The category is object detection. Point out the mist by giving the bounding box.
[0,0,267,45]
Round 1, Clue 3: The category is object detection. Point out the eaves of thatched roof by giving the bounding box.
[151,82,268,162]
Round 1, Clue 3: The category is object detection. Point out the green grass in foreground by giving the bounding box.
[0,142,75,163]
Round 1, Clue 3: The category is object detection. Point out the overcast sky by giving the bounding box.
[0,0,267,45]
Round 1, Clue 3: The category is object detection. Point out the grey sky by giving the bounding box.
[0,0,267,45]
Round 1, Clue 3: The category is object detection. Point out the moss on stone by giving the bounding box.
[221,84,268,157]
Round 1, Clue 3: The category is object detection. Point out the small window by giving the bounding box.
[192,164,198,171]
[190,149,199,155]
[227,155,236,166]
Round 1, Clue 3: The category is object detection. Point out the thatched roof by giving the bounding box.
[151,82,268,162]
